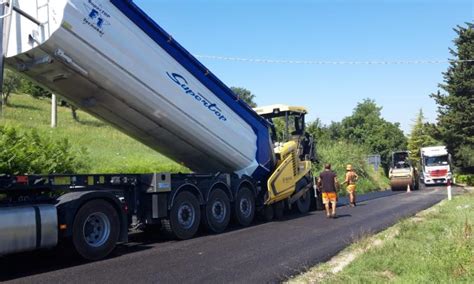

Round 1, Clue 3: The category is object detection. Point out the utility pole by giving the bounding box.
[0,1,7,99]
[1,0,12,115]
[51,94,57,128]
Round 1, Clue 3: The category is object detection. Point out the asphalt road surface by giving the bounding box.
[1,185,465,283]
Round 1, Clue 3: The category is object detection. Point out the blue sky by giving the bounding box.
[134,0,473,133]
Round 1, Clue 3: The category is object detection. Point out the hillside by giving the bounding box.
[0,94,187,174]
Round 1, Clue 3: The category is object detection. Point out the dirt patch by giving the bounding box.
[411,216,425,223]
[377,270,396,280]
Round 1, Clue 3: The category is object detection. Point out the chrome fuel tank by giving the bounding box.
[0,205,58,255]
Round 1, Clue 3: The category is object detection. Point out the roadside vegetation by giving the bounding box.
[429,23,473,174]
[291,191,474,283]
[455,173,474,186]
[315,141,389,194]
[0,94,187,174]
[304,99,403,193]
[0,125,88,174]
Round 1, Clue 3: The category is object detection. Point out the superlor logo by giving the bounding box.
[166,72,228,122]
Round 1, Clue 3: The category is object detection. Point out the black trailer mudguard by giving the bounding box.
[55,191,128,243]
[231,175,258,197]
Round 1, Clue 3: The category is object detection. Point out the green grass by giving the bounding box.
[0,94,187,174]
[292,192,474,283]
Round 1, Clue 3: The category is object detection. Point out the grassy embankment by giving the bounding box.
[0,94,187,174]
[291,191,474,283]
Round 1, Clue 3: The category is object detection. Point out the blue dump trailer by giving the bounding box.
[0,0,321,260]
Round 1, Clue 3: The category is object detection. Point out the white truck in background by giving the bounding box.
[420,146,452,185]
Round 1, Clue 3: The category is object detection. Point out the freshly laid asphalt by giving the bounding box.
[0,185,464,283]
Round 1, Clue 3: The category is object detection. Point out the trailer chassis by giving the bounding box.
[0,172,258,259]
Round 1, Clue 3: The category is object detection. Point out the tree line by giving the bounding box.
[406,22,473,173]
[234,22,473,174]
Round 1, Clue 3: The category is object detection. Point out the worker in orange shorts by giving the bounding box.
[343,164,359,207]
[318,163,339,218]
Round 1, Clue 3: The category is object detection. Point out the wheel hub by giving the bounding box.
[178,203,195,229]
[240,198,251,218]
[211,199,226,222]
[83,212,111,248]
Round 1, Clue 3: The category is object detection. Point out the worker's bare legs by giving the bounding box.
[331,201,336,217]
[349,192,356,206]
[324,203,331,217]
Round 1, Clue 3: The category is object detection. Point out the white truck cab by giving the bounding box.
[420,146,452,185]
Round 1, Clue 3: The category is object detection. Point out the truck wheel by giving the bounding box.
[72,200,120,260]
[203,188,230,233]
[167,191,201,240]
[234,187,255,227]
[296,189,311,214]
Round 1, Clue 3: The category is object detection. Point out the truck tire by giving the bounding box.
[296,189,311,214]
[234,187,255,227]
[72,199,120,260]
[203,188,230,233]
[166,191,201,240]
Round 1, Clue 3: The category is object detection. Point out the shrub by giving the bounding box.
[314,141,389,194]
[455,174,474,186]
[0,126,89,175]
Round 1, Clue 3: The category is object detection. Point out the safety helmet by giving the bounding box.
[346,164,353,171]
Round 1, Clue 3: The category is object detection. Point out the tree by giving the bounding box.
[230,87,257,107]
[339,99,407,172]
[407,109,438,166]
[306,118,331,145]
[431,22,473,172]
[327,121,343,141]
[1,69,21,106]
[20,79,51,99]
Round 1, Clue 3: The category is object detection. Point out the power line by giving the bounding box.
[194,55,474,65]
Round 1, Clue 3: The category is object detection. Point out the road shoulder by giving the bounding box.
[288,188,474,283]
